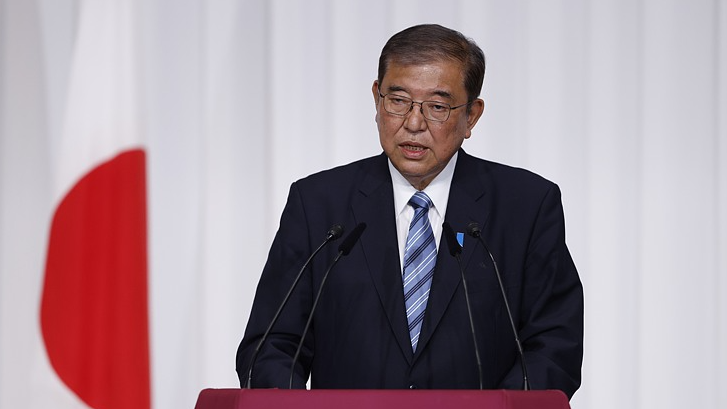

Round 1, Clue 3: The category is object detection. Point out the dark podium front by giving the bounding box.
[194,389,571,409]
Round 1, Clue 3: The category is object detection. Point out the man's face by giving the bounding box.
[373,60,484,190]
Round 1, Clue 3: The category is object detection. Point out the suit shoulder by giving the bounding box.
[464,154,558,192]
[294,154,385,189]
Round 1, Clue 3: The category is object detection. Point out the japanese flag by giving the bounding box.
[40,1,150,408]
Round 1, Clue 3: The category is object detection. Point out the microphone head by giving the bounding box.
[338,222,367,255]
[327,224,345,240]
[466,222,482,238]
[442,222,462,257]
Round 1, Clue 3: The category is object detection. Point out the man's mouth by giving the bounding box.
[400,144,428,157]
[401,143,426,151]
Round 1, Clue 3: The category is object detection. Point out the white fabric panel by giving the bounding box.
[1,1,726,409]
[142,1,208,407]
[638,1,720,407]
[718,5,727,409]
[0,1,83,407]
[582,2,644,408]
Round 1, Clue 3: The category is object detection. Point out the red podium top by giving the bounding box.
[194,389,570,409]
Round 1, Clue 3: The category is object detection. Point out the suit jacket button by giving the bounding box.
[409,384,417,389]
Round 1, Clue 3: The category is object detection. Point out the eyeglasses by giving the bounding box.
[378,92,470,122]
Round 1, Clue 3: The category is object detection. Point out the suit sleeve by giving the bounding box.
[235,182,314,388]
[497,183,584,398]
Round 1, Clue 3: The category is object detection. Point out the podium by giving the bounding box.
[194,389,571,409]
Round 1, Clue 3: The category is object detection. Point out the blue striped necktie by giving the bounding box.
[403,191,437,352]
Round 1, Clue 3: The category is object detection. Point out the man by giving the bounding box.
[236,24,583,398]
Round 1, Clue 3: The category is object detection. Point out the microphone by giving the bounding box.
[244,224,345,389]
[288,222,367,388]
[466,222,530,391]
[442,222,483,390]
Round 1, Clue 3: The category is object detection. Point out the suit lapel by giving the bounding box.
[351,154,414,363]
[414,150,491,359]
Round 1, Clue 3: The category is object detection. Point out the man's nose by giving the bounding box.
[404,102,427,131]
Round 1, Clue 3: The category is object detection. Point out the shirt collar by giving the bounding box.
[388,151,458,219]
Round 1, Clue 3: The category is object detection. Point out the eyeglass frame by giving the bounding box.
[377,92,472,122]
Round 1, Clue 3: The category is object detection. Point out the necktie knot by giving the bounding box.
[409,191,433,210]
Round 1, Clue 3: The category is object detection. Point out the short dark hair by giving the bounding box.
[377,24,486,102]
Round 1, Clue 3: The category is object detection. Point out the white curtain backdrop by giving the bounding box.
[1,1,725,408]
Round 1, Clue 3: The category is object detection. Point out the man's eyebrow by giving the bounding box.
[385,85,454,100]
[386,85,408,94]
[431,90,454,100]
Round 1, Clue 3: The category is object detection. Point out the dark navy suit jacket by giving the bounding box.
[236,150,583,398]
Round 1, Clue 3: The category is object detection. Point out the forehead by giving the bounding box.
[381,60,467,99]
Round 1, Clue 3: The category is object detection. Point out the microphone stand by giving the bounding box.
[244,224,344,388]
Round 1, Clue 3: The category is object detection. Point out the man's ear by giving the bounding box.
[466,98,485,130]
[372,81,380,105]
[462,98,485,139]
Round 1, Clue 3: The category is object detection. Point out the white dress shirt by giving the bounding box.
[388,152,458,274]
